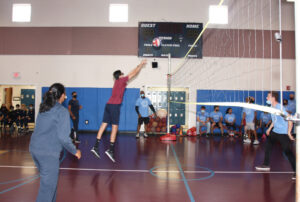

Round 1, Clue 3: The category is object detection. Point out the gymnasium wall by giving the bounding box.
[0,0,296,129]
[41,87,140,131]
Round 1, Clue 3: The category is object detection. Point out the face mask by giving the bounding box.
[73,95,77,99]
[65,95,68,99]
[266,100,271,105]
[29,107,33,110]
[290,97,294,100]
[141,94,145,98]
[216,109,219,112]
[201,110,205,113]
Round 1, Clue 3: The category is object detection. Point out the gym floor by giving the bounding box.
[0,132,295,202]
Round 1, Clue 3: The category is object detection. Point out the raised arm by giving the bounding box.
[128,59,147,80]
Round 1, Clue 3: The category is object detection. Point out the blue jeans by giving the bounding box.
[31,152,60,202]
[196,121,211,134]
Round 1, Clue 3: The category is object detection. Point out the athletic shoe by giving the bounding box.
[75,139,81,143]
[90,147,100,159]
[143,133,148,138]
[243,138,251,144]
[255,165,270,171]
[105,149,115,163]
[253,140,260,145]
[136,133,140,138]
[292,174,296,180]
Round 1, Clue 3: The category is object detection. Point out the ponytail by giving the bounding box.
[39,83,65,113]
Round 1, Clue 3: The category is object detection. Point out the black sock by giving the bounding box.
[94,138,100,148]
[109,142,115,152]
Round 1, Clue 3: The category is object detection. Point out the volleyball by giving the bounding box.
[152,37,161,48]
[157,109,167,119]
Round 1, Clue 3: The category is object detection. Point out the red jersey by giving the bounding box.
[107,76,129,104]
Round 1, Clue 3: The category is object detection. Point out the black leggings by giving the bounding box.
[263,131,295,171]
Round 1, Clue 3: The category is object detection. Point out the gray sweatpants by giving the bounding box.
[31,152,60,202]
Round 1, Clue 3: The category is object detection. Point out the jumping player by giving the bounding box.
[91,59,147,162]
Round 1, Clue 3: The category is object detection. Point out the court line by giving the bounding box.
[170,144,195,202]
[0,165,294,174]
[0,175,40,194]
[0,149,67,195]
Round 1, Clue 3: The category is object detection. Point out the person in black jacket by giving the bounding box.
[29,83,81,202]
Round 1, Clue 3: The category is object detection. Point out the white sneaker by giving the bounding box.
[136,133,140,138]
[255,165,270,171]
[143,133,148,138]
[243,138,251,144]
[253,140,260,145]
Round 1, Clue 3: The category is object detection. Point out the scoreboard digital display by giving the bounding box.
[138,22,203,58]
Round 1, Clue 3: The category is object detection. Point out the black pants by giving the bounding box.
[71,116,79,132]
[263,131,295,171]
[70,116,79,140]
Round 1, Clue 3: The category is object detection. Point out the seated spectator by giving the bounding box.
[7,106,16,133]
[0,104,9,128]
[242,97,259,145]
[286,93,296,115]
[27,104,35,123]
[0,110,3,127]
[210,106,224,136]
[224,108,236,136]
[196,106,210,136]
[259,111,271,137]
[15,104,22,131]
[283,99,288,107]
[21,104,28,131]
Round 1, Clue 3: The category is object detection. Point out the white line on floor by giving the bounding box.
[0,165,294,174]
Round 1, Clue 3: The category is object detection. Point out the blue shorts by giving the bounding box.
[103,104,121,125]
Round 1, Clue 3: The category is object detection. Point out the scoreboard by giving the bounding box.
[138,22,203,58]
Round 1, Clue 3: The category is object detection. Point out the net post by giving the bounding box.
[295,0,300,201]
[279,0,283,111]
[167,53,171,134]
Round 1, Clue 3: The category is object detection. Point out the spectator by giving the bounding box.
[0,104,8,128]
[283,99,288,107]
[27,104,35,123]
[242,97,259,144]
[7,106,16,133]
[68,91,82,143]
[224,108,236,136]
[286,93,296,115]
[0,110,3,129]
[15,104,22,132]
[210,106,224,136]
[21,104,28,131]
[259,111,271,140]
[196,106,211,136]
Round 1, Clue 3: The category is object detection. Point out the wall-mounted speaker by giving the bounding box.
[152,62,158,68]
